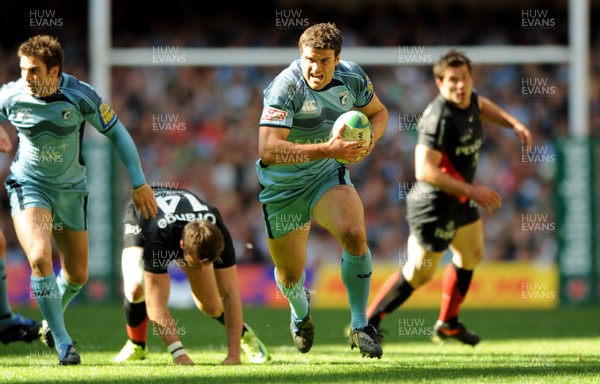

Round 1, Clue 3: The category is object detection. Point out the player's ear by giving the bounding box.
[179,239,184,250]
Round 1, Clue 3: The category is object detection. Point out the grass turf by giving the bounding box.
[1,305,598,383]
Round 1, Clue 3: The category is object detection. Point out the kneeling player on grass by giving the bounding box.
[112,187,269,365]
[366,49,532,345]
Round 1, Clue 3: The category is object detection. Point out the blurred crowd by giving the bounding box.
[2,0,599,271]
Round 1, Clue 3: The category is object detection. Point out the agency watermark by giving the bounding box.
[152,46,187,64]
[152,113,187,132]
[521,145,555,164]
[398,182,434,201]
[521,213,555,233]
[152,317,187,337]
[275,10,309,29]
[398,317,433,338]
[28,350,57,366]
[152,181,180,190]
[521,9,556,30]
[398,46,433,64]
[274,145,309,164]
[30,9,63,29]
[273,212,310,234]
[151,250,186,270]
[398,113,422,132]
[519,351,556,368]
[521,77,556,97]
[521,281,556,301]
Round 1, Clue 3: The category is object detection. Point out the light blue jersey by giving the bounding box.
[0,73,144,188]
[256,59,374,189]
[256,59,374,238]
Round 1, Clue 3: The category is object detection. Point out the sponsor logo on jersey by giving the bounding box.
[14,108,34,123]
[98,99,115,127]
[261,107,287,124]
[157,212,217,229]
[455,138,482,156]
[125,223,142,235]
[300,100,317,112]
[434,221,456,241]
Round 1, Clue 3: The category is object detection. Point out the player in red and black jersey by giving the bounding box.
[366,49,532,345]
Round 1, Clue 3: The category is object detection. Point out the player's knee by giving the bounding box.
[338,225,367,251]
[68,273,88,286]
[199,302,222,318]
[126,284,145,303]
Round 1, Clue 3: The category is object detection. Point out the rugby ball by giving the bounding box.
[333,110,372,164]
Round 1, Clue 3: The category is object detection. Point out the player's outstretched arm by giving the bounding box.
[214,266,244,365]
[144,271,193,365]
[478,96,533,149]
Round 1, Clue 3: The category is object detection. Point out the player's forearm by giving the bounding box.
[260,140,330,165]
[222,292,243,359]
[417,165,472,198]
[479,96,522,129]
[368,107,388,144]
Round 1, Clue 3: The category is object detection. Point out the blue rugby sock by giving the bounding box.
[0,259,15,330]
[274,269,309,321]
[31,274,72,351]
[341,249,372,330]
[56,269,83,312]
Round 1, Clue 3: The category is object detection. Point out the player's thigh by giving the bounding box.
[311,185,367,253]
[53,229,89,284]
[449,219,484,269]
[12,208,54,275]
[183,263,222,316]
[267,226,310,283]
[403,234,446,287]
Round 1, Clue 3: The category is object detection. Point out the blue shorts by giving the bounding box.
[5,176,89,231]
[257,162,353,239]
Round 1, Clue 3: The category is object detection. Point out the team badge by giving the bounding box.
[62,108,73,121]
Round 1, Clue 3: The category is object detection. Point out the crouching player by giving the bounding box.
[113,187,269,365]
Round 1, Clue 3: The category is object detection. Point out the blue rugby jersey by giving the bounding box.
[256,59,373,189]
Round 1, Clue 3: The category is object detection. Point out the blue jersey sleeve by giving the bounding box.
[259,62,305,129]
[103,120,147,188]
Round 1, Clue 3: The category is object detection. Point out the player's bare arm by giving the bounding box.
[358,93,389,146]
[478,96,533,149]
[144,271,193,365]
[132,183,158,219]
[415,144,502,213]
[258,125,365,165]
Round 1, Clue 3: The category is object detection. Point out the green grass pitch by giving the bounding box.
[1,305,598,383]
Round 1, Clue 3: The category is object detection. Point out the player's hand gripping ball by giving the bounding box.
[332,110,372,164]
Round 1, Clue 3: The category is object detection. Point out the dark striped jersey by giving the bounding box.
[123,187,236,273]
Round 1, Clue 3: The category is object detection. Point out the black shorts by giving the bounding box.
[406,191,480,252]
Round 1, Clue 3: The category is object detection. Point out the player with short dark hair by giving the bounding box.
[113,187,270,365]
[256,22,389,358]
[0,35,158,365]
[366,49,532,345]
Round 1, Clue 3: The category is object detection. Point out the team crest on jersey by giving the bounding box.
[338,91,350,107]
[61,108,73,121]
[261,107,287,124]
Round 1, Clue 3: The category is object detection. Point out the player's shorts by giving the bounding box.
[257,161,353,239]
[5,176,88,231]
[406,189,479,252]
